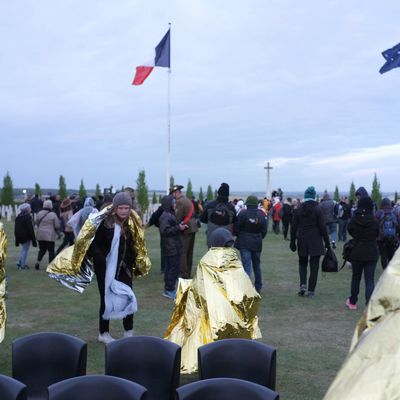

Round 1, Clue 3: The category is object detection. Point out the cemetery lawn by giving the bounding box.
[0,221,377,399]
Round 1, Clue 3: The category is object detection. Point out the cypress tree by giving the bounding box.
[152,191,157,204]
[58,175,67,199]
[1,172,14,205]
[159,194,163,203]
[136,170,149,213]
[371,173,382,208]
[395,191,398,204]
[206,185,213,201]
[34,183,42,196]
[95,184,101,199]
[186,179,193,199]
[198,187,204,202]
[334,186,340,202]
[349,181,356,203]
[169,176,174,190]
[79,179,87,200]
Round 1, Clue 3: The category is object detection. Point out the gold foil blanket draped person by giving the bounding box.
[324,247,400,400]
[46,206,151,292]
[0,222,7,343]
[165,245,262,374]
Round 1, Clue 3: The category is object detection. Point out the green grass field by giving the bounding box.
[0,220,377,399]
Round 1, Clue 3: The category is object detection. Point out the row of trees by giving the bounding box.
[1,171,397,211]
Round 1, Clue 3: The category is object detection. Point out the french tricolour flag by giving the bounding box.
[132,29,170,85]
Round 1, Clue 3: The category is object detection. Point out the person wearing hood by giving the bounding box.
[14,203,37,270]
[346,197,379,310]
[159,195,188,299]
[68,196,98,238]
[235,196,267,293]
[165,227,261,374]
[290,186,330,298]
[318,190,337,249]
[375,197,399,269]
[200,182,237,247]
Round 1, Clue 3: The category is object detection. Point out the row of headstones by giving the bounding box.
[0,205,18,221]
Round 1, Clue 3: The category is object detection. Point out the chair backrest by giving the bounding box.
[105,335,181,400]
[198,339,276,390]
[12,332,87,400]
[0,374,27,400]
[176,377,279,400]
[48,374,148,400]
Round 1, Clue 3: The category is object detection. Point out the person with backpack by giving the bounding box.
[235,196,268,293]
[200,182,236,248]
[346,197,379,310]
[375,198,399,269]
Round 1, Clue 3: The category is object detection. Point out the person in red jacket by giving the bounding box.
[272,198,282,234]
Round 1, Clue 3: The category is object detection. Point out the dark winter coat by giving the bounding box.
[14,213,37,247]
[291,200,330,257]
[148,205,163,228]
[347,210,379,262]
[159,196,182,257]
[281,202,293,222]
[235,206,267,252]
[30,196,43,213]
[319,198,336,224]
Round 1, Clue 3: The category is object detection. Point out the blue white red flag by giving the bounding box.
[132,29,170,85]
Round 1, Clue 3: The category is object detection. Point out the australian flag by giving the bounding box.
[379,42,400,74]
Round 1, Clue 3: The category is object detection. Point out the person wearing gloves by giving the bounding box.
[46,191,151,344]
[290,186,330,298]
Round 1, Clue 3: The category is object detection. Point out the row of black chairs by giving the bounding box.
[1,375,279,400]
[1,332,278,400]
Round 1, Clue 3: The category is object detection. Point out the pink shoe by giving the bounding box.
[345,298,357,310]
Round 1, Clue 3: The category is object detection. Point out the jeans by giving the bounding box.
[240,249,262,292]
[298,256,320,293]
[326,222,337,243]
[338,219,348,242]
[164,254,180,292]
[350,260,376,305]
[18,241,31,268]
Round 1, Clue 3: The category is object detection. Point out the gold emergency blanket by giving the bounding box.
[47,206,151,292]
[165,247,261,374]
[0,223,7,343]
[324,247,400,400]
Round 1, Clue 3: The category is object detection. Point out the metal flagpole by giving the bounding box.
[166,22,171,194]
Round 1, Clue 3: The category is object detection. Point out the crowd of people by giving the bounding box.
[3,182,400,352]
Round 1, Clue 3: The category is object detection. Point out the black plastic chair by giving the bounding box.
[48,374,148,400]
[176,377,279,400]
[12,332,87,400]
[0,374,27,400]
[198,339,277,390]
[105,335,181,400]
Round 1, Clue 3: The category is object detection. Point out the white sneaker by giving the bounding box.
[123,330,134,338]
[98,332,115,344]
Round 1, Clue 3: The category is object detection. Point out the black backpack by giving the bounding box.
[209,202,232,226]
[244,210,263,233]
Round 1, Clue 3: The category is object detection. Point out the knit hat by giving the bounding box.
[217,182,230,198]
[246,195,258,206]
[112,192,132,208]
[304,186,316,201]
[209,227,234,247]
[357,197,373,213]
[43,199,53,210]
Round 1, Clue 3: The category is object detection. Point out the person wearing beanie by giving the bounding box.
[345,196,379,310]
[34,199,60,270]
[165,226,261,373]
[375,197,399,269]
[235,196,268,292]
[290,187,330,298]
[14,203,37,270]
[200,182,237,247]
[46,191,151,345]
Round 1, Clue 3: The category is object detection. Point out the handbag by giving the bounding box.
[340,239,355,270]
[321,248,338,272]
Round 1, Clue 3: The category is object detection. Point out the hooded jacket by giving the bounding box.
[159,196,182,256]
[348,207,379,262]
[375,198,399,242]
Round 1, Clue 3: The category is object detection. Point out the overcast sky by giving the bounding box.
[1,1,400,195]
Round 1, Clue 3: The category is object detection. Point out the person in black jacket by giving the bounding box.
[281,197,294,240]
[14,203,37,269]
[159,195,188,299]
[235,196,267,293]
[346,196,379,310]
[147,204,165,273]
[290,186,330,298]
